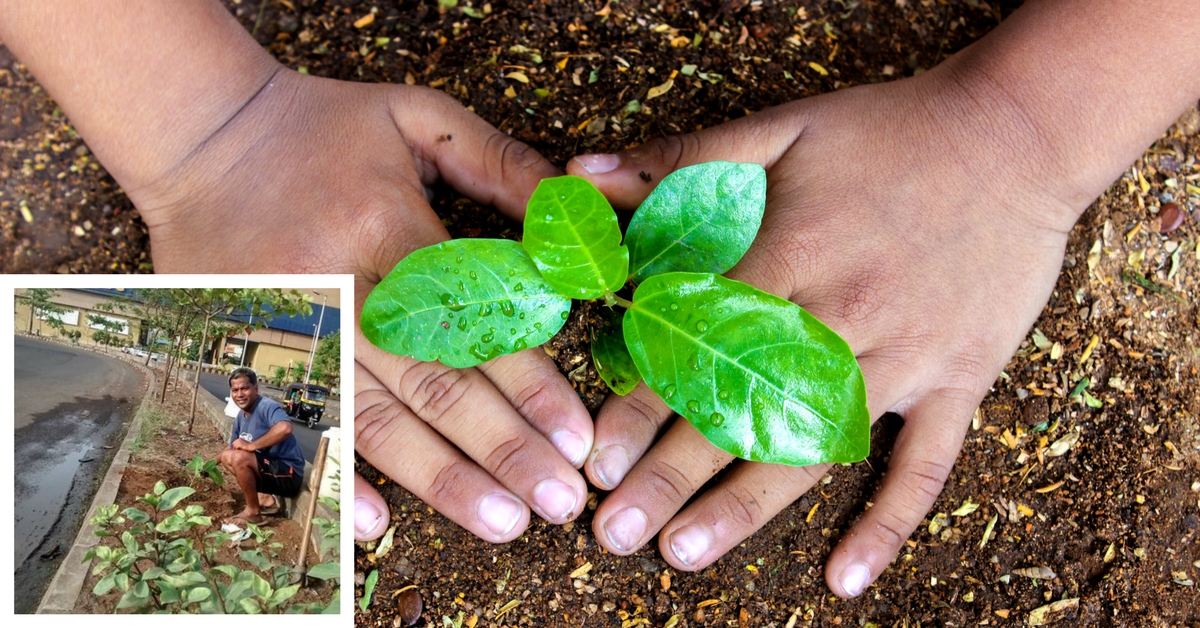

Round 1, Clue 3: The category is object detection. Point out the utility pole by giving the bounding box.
[303,291,327,388]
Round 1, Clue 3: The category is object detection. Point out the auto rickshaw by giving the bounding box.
[284,382,329,428]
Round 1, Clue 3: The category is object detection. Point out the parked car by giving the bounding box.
[283,382,329,428]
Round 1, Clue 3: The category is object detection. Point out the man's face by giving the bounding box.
[230,376,259,411]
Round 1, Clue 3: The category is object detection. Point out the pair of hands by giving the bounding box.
[130,61,1075,597]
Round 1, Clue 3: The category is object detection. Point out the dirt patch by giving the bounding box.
[71,384,335,613]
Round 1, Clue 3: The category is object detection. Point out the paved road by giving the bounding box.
[196,371,339,465]
[14,336,144,613]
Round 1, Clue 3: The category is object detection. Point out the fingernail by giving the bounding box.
[593,445,630,488]
[840,563,872,597]
[603,507,647,552]
[550,430,587,467]
[574,154,619,174]
[669,524,711,568]
[354,498,385,539]
[478,493,523,537]
[533,478,578,522]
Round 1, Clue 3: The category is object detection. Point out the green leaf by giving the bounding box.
[268,584,301,609]
[240,597,263,614]
[623,273,869,465]
[157,486,195,511]
[322,590,341,614]
[93,573,117,596]
[625,162,766,283]
[239,549,273,571]
[123,507,151,523]
[591,310,641,395]
[153,481,166,496]
[362,239,571,368]
[161,571,208,588]
[360,569,379,612]
[187,587,212,604]
[307,562,340,581]
[523,175,629,299]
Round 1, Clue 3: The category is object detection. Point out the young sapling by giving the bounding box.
[363,161,869,466]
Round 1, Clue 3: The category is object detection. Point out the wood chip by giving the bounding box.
[808,61,829,76]
[375,525,396,559]
[980,514,998,549]
[495,599,521,619]
[1035,480,1065,493]
[806,502,820,523]
[354,13,375,28]
[696,599,721,609]
[505,71,530,83]
[568,562,593,579]
[1028,598,1079,626]
[1046,430,1080,457]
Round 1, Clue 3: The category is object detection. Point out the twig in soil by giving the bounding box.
[1120,269,1187,304]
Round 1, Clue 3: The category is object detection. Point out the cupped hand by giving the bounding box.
[567,62,1084,595]
[126,68,595,543]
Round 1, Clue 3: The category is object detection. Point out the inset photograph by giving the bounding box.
[14,287,343,614]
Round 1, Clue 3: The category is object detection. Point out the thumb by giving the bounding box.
[390,86,560,221]
[565,101,811,210]
[353,471,390,541]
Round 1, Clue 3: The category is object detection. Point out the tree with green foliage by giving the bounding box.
[310,330,340,389]
[16,288,66,335]
[88,313,128,352]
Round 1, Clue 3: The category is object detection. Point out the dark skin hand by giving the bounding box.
[567,0,1200,597]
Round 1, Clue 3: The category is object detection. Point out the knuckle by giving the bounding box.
[712,485,766,530]
[620,388,672,436]
[353,390,405,459]
[425,459,475,506]
[897,457,952,504]
[399,362,471,421]
[482,436,532,480]
[869,507,914,550]
[487,134,546,182]
[510,376,559,423]
[641,459,694,505]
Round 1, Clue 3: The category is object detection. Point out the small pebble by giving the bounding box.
[1158,202,1184,233]
[354,571,366,586]
[393,556,412,578]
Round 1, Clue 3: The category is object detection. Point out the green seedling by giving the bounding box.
[363,161,869,466]
[185,455,224,487]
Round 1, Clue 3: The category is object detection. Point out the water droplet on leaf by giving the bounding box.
[514,338,527,351]
[456,318,469,331]
[500,300,516,317]
[481,330,495,343]
[718,390,730,400]
[440,294,467,312]
[696,320,709,332]
[710,412,725,427]
[561,311,570,320]
[686,400,700,413]
[469,344,489,360]
[663,385,676,399]
[479,303,493,317]
[469,271,478,281]
[514,283,524,292]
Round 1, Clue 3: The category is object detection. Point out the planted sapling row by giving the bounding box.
[363,162,869,466]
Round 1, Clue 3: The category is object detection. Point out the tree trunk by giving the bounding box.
[161,312,194,403]
[188,314,212,433]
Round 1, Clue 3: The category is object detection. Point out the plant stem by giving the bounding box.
[606,293,635,309]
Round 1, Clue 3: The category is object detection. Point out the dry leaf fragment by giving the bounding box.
[495,600,521,619]
[1035,480,1064,493]
[808,61,829,75]
[928,512,949,535]
[568,562,593,579]
[505,71,530,83]
[354,13,376,28]
[1079,335,1099,364]
[1013,566,1057,580]
[994,609,1011,619]
[1046,429,1080,457]
[660,572,671,591]
[1103,542,1116,563]
[647,78,674,99]
[806,502,820,523]
[980,514,998,549]
[503,86,517,98]
[663,615,680,628]
[696,599,721,609]
[375,525,396,559]
[1171,571,1194,586]
[952,500,980,517]
[670,35,690,47]
[1028,598,1079,626]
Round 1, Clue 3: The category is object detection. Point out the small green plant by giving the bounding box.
[185,455,225,487]
[307,462,341,588]
[363,162,869,466]
[83,481,319,613]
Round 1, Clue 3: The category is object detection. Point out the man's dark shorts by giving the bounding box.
[255,451,303,497]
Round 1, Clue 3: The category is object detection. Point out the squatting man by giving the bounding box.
[217,367,306,525]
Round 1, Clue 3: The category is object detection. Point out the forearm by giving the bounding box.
[0,0,279,192]
[929,0,1200,225]
[248,422,292,450]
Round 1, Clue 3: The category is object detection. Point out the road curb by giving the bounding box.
[36,366,157,614]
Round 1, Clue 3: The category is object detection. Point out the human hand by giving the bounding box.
[123,68,594,543]
[231,439,254,452]
[567,64,1087,596]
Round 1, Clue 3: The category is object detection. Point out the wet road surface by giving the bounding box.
[14,337,144,613]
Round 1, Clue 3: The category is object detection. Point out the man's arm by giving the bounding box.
[0,0,278,194]
[233,419,293,452]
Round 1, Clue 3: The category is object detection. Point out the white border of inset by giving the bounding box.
[3,274,354,621]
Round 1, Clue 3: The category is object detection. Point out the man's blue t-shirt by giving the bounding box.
[230,396,306,476]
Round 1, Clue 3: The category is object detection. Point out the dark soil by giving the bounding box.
[4,0,1200,625]
[72,384,335,613]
